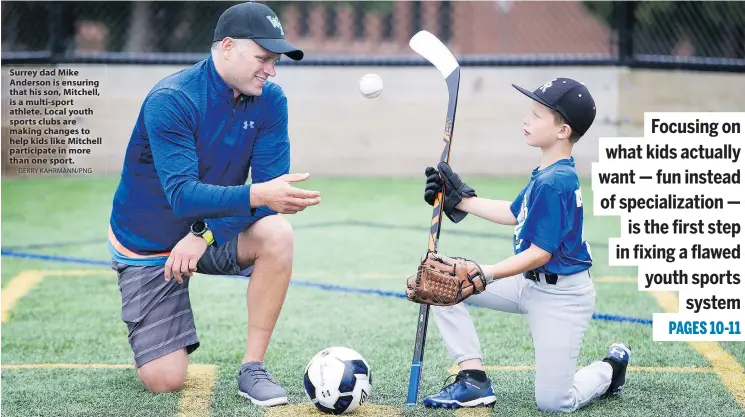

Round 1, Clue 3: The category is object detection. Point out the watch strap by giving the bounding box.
[202,229,215,246]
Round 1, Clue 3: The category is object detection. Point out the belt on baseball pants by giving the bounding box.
[523,269,591,286]
[523,270,558,284]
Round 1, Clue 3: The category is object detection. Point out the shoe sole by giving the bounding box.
[424,395,497,409]
[239,391,289,407]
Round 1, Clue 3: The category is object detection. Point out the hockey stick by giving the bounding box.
[405,30,461,407]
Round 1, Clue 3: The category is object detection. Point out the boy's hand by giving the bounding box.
[406,251,489,306]
[423,162,476,223]
[423,166,444,205]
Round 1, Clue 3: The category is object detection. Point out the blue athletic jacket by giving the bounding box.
[108,55,289,266]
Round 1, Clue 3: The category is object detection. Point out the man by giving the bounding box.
[108,1,319,407]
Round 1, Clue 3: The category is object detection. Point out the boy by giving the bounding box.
[406,78,631,412]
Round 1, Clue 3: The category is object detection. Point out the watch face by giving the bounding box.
[192,221,206,234]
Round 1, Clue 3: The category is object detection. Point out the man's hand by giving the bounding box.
[250,173,321,214]
[165,233,208,284]
[423,162,476,223]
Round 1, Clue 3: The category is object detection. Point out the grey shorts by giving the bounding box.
[112,235,253,367]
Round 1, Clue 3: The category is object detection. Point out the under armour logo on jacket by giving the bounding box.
[266,16,284,36]
[243,121,254,129]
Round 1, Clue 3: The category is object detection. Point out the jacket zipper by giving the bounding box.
[233,95,245,116]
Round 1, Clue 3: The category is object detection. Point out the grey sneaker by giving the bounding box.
[237,362,289,407]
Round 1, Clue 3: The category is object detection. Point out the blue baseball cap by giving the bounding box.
[512,78,596,136]
[213,1,304,61]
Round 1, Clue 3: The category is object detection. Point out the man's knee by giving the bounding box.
[136,350,188,393]
[240,215,294,260]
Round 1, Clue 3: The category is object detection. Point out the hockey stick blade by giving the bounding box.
[409,30,459,80]
[406,30,461,407]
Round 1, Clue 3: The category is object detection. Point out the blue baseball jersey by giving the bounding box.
[108,55,289,266]
[509,157,592,275]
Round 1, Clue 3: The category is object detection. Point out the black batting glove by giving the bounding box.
[422,162,476,223]
[423,166,443,206]
[437,162,476,223]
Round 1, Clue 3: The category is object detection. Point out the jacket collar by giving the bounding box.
[207,55,237,103]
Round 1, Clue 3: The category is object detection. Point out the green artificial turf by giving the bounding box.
[2,175,743,416]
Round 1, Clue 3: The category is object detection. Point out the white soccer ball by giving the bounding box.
[303,346,372,414]
[359,73,383,99]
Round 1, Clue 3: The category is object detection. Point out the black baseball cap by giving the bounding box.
[213,1,304,61]
[512,78,596,136]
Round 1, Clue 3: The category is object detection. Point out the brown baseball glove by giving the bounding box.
[406,251,489,306]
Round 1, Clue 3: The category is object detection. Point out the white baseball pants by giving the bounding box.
[432,270,614,413]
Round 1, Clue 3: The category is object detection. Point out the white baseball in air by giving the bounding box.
[359,73,383,99]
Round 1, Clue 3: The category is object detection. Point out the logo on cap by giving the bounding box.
[539,78,557,93]
[266,16,284,36]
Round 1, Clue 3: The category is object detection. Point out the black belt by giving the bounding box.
[523,270,558,285]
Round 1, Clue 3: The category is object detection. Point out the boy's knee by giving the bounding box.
[536,391,575,413]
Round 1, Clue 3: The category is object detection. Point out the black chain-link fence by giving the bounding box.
[2,1,744,70]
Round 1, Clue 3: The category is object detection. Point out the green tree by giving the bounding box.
[583,1,745,59]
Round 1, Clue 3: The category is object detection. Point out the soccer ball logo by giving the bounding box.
[303,347,372,414]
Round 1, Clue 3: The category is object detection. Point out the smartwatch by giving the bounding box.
[190,220,215,246]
